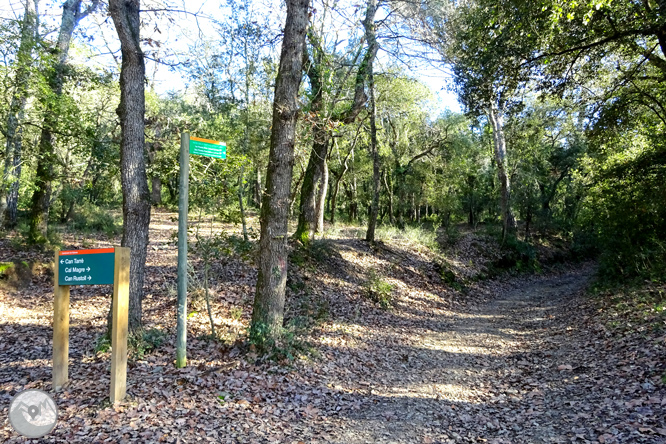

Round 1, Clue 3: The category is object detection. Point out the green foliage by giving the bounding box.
[68,203,122,236]
[95,328,166,360]
[93,334,111,354]
[494,235,540,273]
[364,270,394,309]
[248,322,313,362]
[128,328,167,360]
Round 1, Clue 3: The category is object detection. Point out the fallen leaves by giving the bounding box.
[1,217,665,443]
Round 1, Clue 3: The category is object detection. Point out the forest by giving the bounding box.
[0,0,665,443]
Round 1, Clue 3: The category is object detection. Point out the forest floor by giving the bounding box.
[1,210,665,443]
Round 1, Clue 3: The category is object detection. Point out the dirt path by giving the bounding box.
[2,223,665,444]
[325,265,666,444]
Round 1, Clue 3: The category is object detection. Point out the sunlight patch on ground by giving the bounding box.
[149,223,177,231]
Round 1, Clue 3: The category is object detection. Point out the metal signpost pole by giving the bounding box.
[176,132,190,368]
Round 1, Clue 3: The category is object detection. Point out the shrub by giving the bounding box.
[364,270,394,308]
[68,204,121,236]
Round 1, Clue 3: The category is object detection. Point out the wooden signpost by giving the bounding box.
[53,247,130,404]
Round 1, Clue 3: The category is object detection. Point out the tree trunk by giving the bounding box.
[28,0,97,242]
[1,0,37,228]
[250,0,309,346]
[383,169,394,225]
[487,105,516,242]
[110,0,151,332]
[289,165,305,216]
[315,155,328,233]
[294,133,328,243]
[363,0,380,242]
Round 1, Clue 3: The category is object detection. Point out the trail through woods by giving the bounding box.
[1,214,665,443]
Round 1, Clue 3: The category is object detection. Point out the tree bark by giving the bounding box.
[29,0,99,241]
[250,0,309,346]
[487,105,516,242]
[293,130,327,243]
[1,0,38,228]
[363,0,380,242]
[110,0,151,332]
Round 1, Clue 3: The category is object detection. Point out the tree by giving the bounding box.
[363,0,380,242]
[409,0,542,239]
[109,0,151,331]
[28,0,100,242]
[292,8,377,245]
[1,0,38,228]
[250,0,310,346]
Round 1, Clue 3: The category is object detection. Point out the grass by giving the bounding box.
[375,224,439,251]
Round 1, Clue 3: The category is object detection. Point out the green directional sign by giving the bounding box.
[58,248,115,286]
[189,136,226,159]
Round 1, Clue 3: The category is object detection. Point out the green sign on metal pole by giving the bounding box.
[58,248,115,285]
[190,136,226,159]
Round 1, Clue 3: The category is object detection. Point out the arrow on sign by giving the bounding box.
[87,276,91,280]
[60,259,64,264]
[87,267,91,272]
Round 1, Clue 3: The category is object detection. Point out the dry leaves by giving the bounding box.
[1,215,665,443]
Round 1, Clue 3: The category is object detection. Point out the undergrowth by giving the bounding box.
[592,278,666,338]
[375,225,439,252]
[363,269,394,309]
[67,203,122,236]
[95,328,166,361]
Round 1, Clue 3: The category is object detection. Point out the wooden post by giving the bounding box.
[110,247,130,403]
[53,250,70,390]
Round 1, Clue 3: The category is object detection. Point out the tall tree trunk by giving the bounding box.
[293,132,327,243]
[250,0,309,346]
[363,0,380,242]
[1,0,38,228]
[110,0,151,332]
[487,105,515,242]
[28,0,98,242]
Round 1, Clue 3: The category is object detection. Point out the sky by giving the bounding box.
[0,0,461,114]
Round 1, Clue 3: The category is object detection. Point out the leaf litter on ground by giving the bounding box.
[0,212,664,443]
